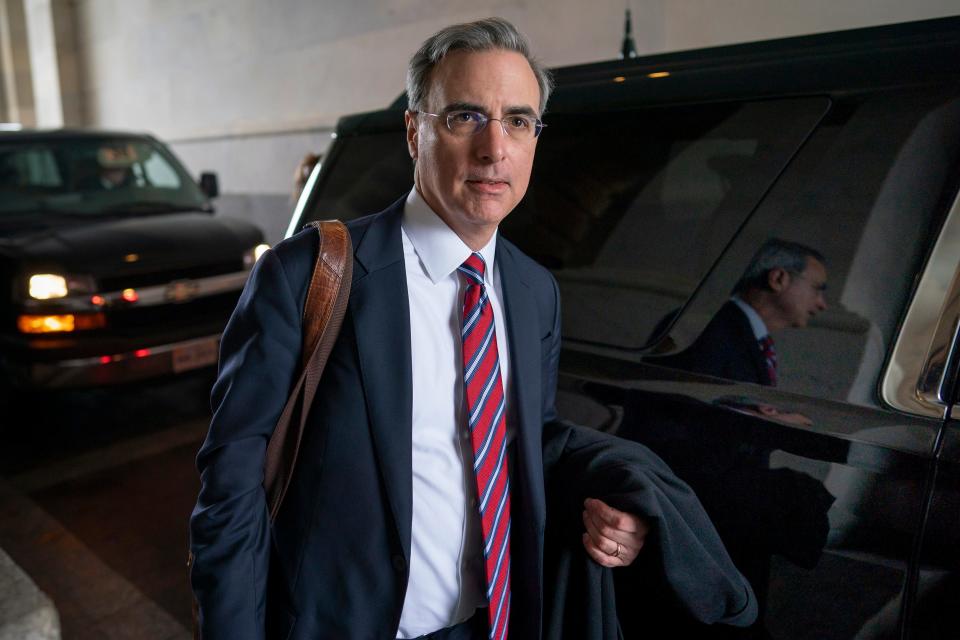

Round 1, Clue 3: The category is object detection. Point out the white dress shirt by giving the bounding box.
[731,295,769,341]
[396,188,513,638]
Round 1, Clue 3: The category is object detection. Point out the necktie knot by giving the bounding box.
[459,252,486,285]
[759,335,775,353]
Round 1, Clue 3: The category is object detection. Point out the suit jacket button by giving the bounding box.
[392,555,406,572]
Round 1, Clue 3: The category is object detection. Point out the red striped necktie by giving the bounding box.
[759,335,778,386]
[458,252,511,640]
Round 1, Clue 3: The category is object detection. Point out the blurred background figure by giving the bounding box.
[291,152,321,202]
[81,142,138,190]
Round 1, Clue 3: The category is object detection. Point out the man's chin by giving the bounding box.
[464,201,515,226]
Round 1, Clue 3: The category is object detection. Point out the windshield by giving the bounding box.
[0,136,208,217]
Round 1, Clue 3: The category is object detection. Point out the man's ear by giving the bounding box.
[767,267,790,292]
[405,110,419,161]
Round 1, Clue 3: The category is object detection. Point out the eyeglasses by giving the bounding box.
[414,109,546,140]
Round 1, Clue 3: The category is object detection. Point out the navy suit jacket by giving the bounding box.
[190,199,756,639]
[655,301,772,386]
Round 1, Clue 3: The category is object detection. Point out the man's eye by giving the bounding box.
[507,116,531,129]
[451,111,482,123]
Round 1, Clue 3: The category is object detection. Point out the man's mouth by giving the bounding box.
[466,179,509,194]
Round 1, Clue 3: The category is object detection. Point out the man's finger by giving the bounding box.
[582,510,622,556]
[584,498,642,533]
[585,499,649,542]
[583,499,650,561]
[582,533,625,568]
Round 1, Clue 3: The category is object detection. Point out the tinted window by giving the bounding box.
[306,130,411,221]
[0,137,206,217]
[651,89,960,407]
[303,99,829,351]
[505,98,828,348]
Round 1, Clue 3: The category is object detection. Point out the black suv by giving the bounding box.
[289,17,960,639]
[0,130,266,390]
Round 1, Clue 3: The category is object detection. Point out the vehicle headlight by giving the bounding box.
[27,273,96,299]
[243,243,271,268]
[29,274,68,299]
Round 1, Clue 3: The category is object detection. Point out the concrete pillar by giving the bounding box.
[0,0,36,125]
[50,0,83,126]
[22,0,82,127]
[23,0,62,126]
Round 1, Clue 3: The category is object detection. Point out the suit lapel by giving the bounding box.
[497,241,546,535]
[726,301,770,385]
[349,200,414,558]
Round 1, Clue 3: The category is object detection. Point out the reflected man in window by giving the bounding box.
[660,238,828,386]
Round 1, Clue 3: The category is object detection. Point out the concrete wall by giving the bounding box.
[0,0,36,125]
[33,1,960,240]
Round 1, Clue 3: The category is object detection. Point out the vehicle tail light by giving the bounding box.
[17,312,106,334]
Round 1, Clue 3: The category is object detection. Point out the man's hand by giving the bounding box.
[581,497,649,567]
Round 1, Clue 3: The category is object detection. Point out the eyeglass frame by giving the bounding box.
[411,108,547,139]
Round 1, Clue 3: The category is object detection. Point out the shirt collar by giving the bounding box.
[731,295,770,341]
[402,187,498,285]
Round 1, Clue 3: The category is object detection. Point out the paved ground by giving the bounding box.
[0,373,213,639]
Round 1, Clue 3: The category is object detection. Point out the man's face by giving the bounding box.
[405,49,541,247]
[777,257,828,328]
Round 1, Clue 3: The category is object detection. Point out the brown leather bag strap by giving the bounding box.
[191,221,351,640]
[263,220,353,521]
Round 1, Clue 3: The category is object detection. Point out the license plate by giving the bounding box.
[172,339,219,373]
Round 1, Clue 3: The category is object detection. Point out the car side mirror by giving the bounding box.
[199,172,219,199]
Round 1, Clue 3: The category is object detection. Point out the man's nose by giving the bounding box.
[473,119,507,162]
[817,293,828,311]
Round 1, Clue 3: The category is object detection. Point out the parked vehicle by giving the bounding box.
[289,17,960,639]
[0,130,267,390]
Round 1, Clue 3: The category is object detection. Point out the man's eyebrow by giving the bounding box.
[441,102,539,117]
[441,102,486,113]
[503,105,538,117]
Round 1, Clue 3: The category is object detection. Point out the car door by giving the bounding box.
[548,86,960,638]
[899,195,960,639]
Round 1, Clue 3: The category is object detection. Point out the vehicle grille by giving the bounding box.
[98,260,244,292]
[106,291,242,331]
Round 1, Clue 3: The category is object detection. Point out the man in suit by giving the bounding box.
[631,239,831,635]
[190,18,755,640]
[655,239,828,386]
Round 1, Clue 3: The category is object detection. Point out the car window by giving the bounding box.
[141,151,182,189]
[0,137,206,217]
[0,147,63,187]
[651,88,960,408]
[502,98,829,349]
[304,130,411,222]
[300,98,830,353]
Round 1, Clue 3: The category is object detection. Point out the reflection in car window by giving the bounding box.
[502,98,829,349]
[656,90,960,407]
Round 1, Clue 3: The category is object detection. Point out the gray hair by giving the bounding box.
[406,17,553,115]
[734,238,826,293]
